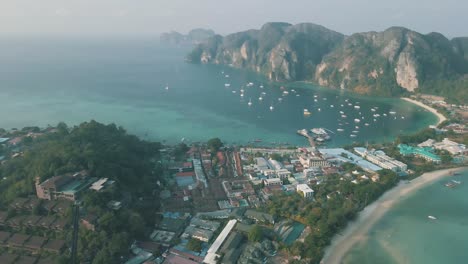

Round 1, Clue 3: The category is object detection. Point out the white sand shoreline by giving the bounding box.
[321,167,466,264]
[401,97,447,126]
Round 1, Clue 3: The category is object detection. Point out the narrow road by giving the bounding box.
[71,204,80,264]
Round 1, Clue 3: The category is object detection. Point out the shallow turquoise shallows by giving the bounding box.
[0,36,436,146]
[343,169,468,264]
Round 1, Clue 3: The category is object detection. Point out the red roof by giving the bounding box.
[176,171,195,177]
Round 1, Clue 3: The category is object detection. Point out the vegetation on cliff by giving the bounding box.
[188,23,468,103]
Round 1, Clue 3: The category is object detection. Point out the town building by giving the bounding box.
[354,148,407,172]
[263,178,282,186]
[299,155,330,168]
[222,180,255,198]
[275,169,291,179]
[398,144,442,163]
[35,171,96,201]
[296,184,314,199]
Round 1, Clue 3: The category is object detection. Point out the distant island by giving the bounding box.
[160,28,216,45]
[186,22,468,104]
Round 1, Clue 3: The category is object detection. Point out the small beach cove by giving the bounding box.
[322,167,468,264]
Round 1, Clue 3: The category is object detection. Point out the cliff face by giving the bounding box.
[315,28,468,96]
[188,23,468,102]
[187,22,344,81]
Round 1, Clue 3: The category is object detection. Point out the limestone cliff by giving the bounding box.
[187,23,468,102]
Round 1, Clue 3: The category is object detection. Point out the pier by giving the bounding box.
[296,129,317,148]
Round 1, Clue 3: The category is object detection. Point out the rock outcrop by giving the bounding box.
[187,23,468,102]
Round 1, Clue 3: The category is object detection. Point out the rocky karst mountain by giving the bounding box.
[160,28,215,45]
[187,23,468,103]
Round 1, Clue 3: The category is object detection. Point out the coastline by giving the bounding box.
[321,167,466,264]
[401,97,447,126]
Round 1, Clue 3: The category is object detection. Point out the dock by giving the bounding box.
[296,129,316,148]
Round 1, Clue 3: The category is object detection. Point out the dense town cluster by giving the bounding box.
[0,110,466,264]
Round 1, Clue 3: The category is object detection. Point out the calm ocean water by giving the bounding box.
[0,36,436,146]
[343,168,468,264]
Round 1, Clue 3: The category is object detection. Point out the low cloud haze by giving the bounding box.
[0,0,465,37]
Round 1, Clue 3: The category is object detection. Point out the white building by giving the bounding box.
[434,138,467,155]
[354,148,407,172]
[303,168,320,178]
[262,169,276,177]
[296,184,314,199]
[264,178,283,186]
[299,155,330,168]
[268,159,283,170]
[275,169,291,179]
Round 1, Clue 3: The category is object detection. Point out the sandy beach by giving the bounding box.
[321,167,466,264]
[401,97,447,126]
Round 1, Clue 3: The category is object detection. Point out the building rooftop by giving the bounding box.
[24,236,47,249]
[7,233,30,246]
[15,256,38,264]
[0,253,18,264]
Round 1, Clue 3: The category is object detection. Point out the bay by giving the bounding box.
[0,36,437,145]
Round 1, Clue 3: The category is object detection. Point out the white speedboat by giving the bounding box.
[337,128,344,132]
[270,105,274,111]
[354,118,361,123]
[304,109,311,115]
[428,215,437,220]
[248,99,252,106]
[225,83,231,87]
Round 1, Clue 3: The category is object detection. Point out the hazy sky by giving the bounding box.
[0,0,465,38]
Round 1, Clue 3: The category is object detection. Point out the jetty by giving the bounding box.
[296,129,317,148]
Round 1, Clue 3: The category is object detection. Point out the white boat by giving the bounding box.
[232,90,236,94]
[355,126,359,129]
[341,104,344,107]
[246,82,254,87]
[240,93,244,97]
[373,119,377,122]
[258,97,263,101]
[337,128,344,132]
[389,111,396,115]
[401,116,405,119]
[373,114,380,117]
[259,84,264,88]
[428,215,437,220]
[314,95,318,98]
[354,105,361,109]
[341,114,347,118]
[270,105,274,111]
[383,113,387,117]
[323,97,327,100]
[311,128,328,135]
[225,83,231,87]
[304,109,311,115]
[314,99,318,102]
[371,108,376,112]
[350,134,357,138]
[165,85,169,90]
[283,91,289,95]
[330,105,334,108]
[339,111,344,114]
[240,88,244,93]
[261,92,266,95]
[225,74,230,78]
[248,99,252,106]
[318,108,321,112]
[348,103,353,106]
[365,123,370,126]
[296,94,300,97]
[278,98,283,102]
[354,118,361,123]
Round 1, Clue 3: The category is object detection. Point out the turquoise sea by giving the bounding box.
[343,168,468,264]
[0,36,437,146]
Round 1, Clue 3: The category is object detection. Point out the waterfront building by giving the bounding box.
[354,148,407,172]
[398,144,441,163]
[296,184,314,199]
[299,155,330,168]
[268,159,283,170]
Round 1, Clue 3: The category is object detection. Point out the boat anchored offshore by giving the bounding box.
[248,98,252,106]
[428,215,437,220]
[304,109,312,115]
